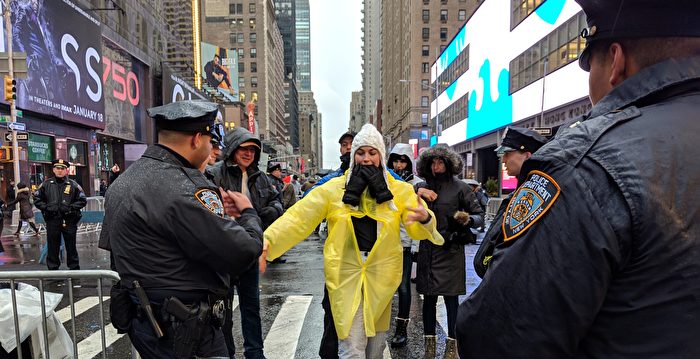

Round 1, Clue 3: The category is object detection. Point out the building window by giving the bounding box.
[435,44,470,93]
[249,3,256,13]
[249,18,256,30]
[239,77,245,88]
[511,0,545,29]
[237,33,244,43]
[229,33,237,45]
[441,0,448,4]
[422,28,430,40]
[240,92,246,102]
[250,33,257,43]
[251,62,257,73]
[229,3,236,14]
[440,9,448,21]
[509,11,586,93]
[421,113,429,125]
[422,9,429,22]
[440,28,448,41]
[238,61,245,73]
[238,48,244,59]
[422,45,429,57]
[251,91,258,102]
[423,0,429,4]
[422,62,429,73]
[251,76,258,88]
[421,79,430,90]
[250,48,257,58]
[440,45,446,52]
[458,9,466,21]
[421,96,429,107]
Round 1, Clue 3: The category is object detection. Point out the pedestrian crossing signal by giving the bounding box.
[0,146,12,162]
[4,76,16,101]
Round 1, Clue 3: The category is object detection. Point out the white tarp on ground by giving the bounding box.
[0,282,73,358]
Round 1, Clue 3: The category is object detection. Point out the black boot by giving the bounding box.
[390,317,409,348]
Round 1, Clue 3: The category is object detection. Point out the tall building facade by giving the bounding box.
[201,0,287,155]
[298,91,321,174]
[295,0,311,91]
[381,0,479,147]
[164,1,196,84]
[274,0,300,149]
[361,0,381,126]
[349,91,365,134]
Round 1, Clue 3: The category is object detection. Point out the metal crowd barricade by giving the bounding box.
[484,197,504,222]
[0,270,122,359]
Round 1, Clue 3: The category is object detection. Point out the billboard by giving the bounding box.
[102,37,149,142]
[432,0,589,143]
[2,0,106,128]
[163,65,208,104]
[200,42,239,102]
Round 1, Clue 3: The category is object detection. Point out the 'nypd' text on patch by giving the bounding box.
[195,189,225,218]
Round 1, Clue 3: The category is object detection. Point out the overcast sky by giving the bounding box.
[308,0,363,169]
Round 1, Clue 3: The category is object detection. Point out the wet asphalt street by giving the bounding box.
[0,221,485,359]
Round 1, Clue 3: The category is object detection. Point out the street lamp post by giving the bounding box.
[399,79,440,143]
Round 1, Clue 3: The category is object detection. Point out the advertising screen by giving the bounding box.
[163,65,208,104]
[201,42,239,102]
[3,0,105,128]
[102,37,149,142]
[432,0,589,144]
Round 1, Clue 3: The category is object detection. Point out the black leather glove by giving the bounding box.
[339,153,351,171]
[361,165,394,204]
[342,166,368,206]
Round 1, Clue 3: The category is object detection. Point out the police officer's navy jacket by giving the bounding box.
[207,128,283,229]
[99,145,263,296]
[33,177,87,221]
[457,56,700,358]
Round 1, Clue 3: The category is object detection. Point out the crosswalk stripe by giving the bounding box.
[77,324,124,358]
[263,295,312,359]
[436,296,448,335]
[56,296,106,324]
[383,345,392,358]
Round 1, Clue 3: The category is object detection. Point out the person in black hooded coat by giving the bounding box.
[414,145,483,358]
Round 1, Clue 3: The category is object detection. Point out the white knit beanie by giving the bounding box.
[345,124,396,209]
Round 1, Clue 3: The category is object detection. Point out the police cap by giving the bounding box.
[148,100,225,147]
[52,159,69,168]
[338,131,356,144]
[267,162,282,173]
[495,127,548,155]
[576,0,700,71]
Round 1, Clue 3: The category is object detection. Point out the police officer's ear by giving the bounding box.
[593,42,630,88]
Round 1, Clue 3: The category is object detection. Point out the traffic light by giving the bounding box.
[4,76,16,101]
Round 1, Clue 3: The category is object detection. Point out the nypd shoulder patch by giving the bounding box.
[502,170,560,242]
[195,189,225,218]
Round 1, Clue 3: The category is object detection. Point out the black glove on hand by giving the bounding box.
[339,153,351,172]
[342,166,368,206]
[361,165,394,204]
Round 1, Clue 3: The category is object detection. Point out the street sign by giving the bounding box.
[15,110,22,118]
[0,115,8,122]
[533,127,552,136]
[4,132,11,142]
[15,132,28,141]
[8,122,25,131]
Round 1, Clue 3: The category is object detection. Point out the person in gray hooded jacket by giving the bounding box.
[386,143,421,348]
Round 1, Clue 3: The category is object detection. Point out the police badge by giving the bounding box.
[502,170,560,242]
[195,189,225,218]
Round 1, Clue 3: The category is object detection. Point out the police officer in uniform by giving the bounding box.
[457,1,700,358]
[99,100,263,359]
[33,159,87,270]
[473,127,547,278]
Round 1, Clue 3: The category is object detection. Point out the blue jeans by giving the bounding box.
[397,249,412,319]
[223,264,265,359]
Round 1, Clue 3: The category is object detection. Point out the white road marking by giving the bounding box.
[263,295,312,359]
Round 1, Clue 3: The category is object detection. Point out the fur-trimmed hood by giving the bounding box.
[417,145,463,180]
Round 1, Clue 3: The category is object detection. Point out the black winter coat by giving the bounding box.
[6,188,34,219]
[33,177,86,222]
[414,146,484,296]
[457,56,700,359]
[98,145,263,296]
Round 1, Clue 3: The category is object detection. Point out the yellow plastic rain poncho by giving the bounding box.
[264,173,444,340]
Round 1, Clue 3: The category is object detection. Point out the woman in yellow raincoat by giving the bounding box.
[262,124,444,358]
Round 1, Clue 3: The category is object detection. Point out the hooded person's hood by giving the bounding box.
[222,127,262,165]
[387,143,416,175]
[417,145,463,181]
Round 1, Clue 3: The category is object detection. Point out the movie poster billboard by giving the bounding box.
[102,37,149,142]
[2,0,106,128]
[163,65,208,104]
[200,42,239,102]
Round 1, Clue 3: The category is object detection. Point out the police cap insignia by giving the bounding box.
[502,170,560,242]
[195,189,225,218]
